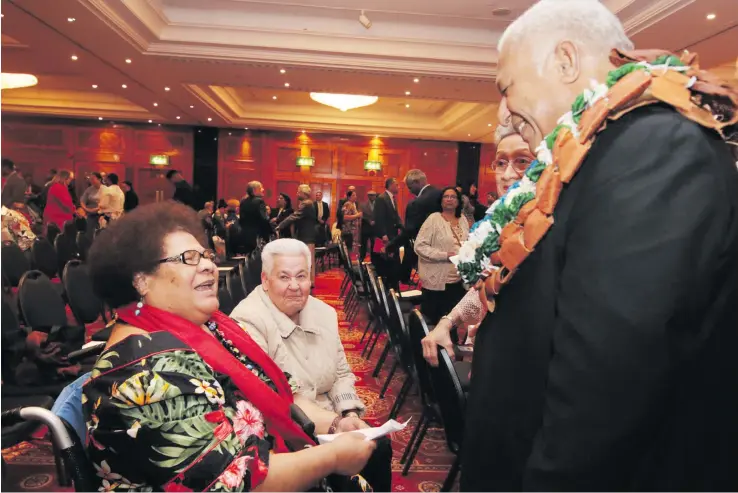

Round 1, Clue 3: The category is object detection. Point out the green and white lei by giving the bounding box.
[452,55,690,285]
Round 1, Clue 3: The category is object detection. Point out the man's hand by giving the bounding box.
[337,416,370,432]
[422,317,455,367]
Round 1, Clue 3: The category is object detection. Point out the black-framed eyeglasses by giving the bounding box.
[159,249,216,266]
[494,157,531,177]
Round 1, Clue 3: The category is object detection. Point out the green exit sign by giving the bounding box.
[149,154,170,166]
[296,156,315,167]
[364,160,382,171]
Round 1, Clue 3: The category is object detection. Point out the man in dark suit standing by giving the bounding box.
[372,178,402,288]
[313,189,330,245]
[388,169,442,283]
[359,190,377,262]
[279,184,319,285]
[1,159,26,210]
[423,0,738,490]
[239,181,272,255]
[166,170,195,209]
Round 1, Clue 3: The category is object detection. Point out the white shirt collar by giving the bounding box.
[386,190,394,200]
[418,184,430,197]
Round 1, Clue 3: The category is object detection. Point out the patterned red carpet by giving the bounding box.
[1,267,454,492]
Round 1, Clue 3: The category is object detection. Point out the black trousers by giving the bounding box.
[372,252,400,291]
[359,226,373,262]
[421,281,467,326]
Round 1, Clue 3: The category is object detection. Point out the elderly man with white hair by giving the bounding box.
[439,0,738,490]
[231,238,392,491]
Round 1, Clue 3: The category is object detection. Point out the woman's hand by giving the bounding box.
[337,416,370,432]
[328,433,376,476]
[422,317,455,367]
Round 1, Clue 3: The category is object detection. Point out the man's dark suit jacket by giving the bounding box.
[238,196,272,252]
[461,105,738,491]
[172,180,195,209]
[373,191,401,241]
[279,199,318,244]
[387,185,441,250]
[314,200,330,223]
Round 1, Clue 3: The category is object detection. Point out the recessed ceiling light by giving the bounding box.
[302,130,306,133]
[228,132,232,136]
[706,13,716,20]
[98,117,103,120]
[207,117,212,121]
[176,116,180,120]
[125,58,132,64]
[405,91,411,95]
[413,78,419,83]
[405,103,410,108]
[273,96,278,100]
[71,55,78,61]
[487,123,492,126]
[164,86,170,91]
[244,127,249,130]
[67,17,76,22]
[285,83,290,87]
[468,133,471,136]
[158,124,161,127]
[91,84,98,89]
[280,69,286,74]
[148,119,152,123]
[121,84,127,88]
[153,102,158,106]
[189,105,194,108]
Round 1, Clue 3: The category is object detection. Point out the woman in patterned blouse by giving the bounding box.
[84,201,376,492]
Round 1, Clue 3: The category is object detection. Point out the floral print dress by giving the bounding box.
[83,330,289,492]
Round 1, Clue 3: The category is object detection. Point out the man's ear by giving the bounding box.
[261,271,269,291]
[554,41,580,84]
[133,273,149,298]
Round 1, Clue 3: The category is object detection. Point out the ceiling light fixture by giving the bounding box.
[310,92,378,111]
[67,17,76,22]
[164,86,170,91]
[176,116,180,120]
[285,83,290,87]
[207,117,212,121]
[1,73,38,90]
[148,119,152,123]
[405,91,411,95]
[125,58,132,64]
[488,123,492,126]
[273,96,278,100]
[189,105,194,108]
[280,69,286,74]
[121,84,127,88]
[413,78,420,83]
[244,127,249,130]
[91,84,98,89]
[706,13,716,20]
[71,55,78,61]
[98,117,103,120]
[153,102,158,106]
[405,103,410,108]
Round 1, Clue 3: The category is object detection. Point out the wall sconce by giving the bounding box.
[365,136,383,171]
[296,132,314,167]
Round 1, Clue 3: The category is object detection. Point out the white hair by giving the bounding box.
[404,169,427,187]
[261,238,312,276]
[498,0,634,71]
[297,184,311,197]
[494,123,518,145]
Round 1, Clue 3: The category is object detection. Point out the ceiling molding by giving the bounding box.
[77,0,156,51]
[623,0,695,35]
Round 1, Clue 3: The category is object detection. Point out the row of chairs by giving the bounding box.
[335,242,466,491]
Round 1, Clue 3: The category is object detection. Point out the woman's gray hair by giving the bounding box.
[498,0,634,72]
[246,181,262,197]
[297,184,311,197]
[494,123,519,145]
[261,238,312,275]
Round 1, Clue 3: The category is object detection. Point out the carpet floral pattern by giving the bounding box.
[1,267,454,492]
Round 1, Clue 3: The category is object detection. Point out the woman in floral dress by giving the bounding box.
[340,191,362,257]
[84,201,376,492]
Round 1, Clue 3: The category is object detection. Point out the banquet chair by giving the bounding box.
[54,232,80,282]
[226,270,247,305]
[45,222,61,246]
[75,231,93,261]
[31,238,59,280]
[2,241,30,290]
[63,260,106,328]
[218,283,236,315]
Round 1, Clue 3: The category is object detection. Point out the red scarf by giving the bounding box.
[116,304,314,452]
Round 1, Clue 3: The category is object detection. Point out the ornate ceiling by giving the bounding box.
[1,0,736,142]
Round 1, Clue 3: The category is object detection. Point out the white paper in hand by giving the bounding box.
[316,418,410,444]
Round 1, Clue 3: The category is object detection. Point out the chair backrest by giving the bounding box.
[238,262,250,294]
[218,283,236,315]
[46,222,61,245]
[376,276,391,318]
[54,233,80,277]
[2,240,30,287]
[389,289,414,370]
[62,220,77,237]
[31,238,58,279]
[408,310,438,408]
[18,270,68,328]
[74,217,87,233]
[2,298,26,382]
[63,260,104,325]
[429,346,466,453]
[76,231,93,261]
[247,250,262,290]
[226,270,247,304]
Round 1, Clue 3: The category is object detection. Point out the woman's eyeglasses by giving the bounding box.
[494,157,531,177]
[159,249,216,266]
